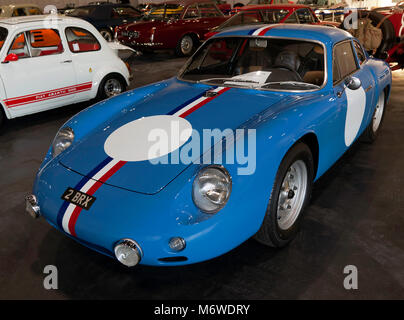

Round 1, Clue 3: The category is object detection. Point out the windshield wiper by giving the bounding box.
[199,78,260,85]
[260,81,320,89]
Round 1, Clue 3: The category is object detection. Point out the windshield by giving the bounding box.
[143,4,184,20]
[0,27,8,52]
[179,37,325,91]
[217,9,290,31]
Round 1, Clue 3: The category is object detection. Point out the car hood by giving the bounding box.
[122,19,165,30]
[59,79,286,194]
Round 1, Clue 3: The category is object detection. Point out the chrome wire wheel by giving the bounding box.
[277,160,308,231]
[372,91,385,133]
[180,35,193,55]
[104,78,122,97]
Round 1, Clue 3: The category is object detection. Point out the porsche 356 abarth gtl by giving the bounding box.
[27,24,392,267]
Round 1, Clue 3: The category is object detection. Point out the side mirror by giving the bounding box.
[3,53,19,63]
[345,76,361,90]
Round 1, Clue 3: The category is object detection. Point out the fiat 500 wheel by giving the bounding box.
[97,75,126,100]
[254,143,314,247]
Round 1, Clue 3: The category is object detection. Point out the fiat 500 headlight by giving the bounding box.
[192,166,232,214]
[52,127,74,158]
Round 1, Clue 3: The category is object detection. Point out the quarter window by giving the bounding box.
[65,27,100,53]
[353,41,366,65]
[333,41,358,84]
[184,4,199,19]
[8,32,30,59]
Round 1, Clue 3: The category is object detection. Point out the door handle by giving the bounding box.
[365,84,373,92]
[60,60,72,63]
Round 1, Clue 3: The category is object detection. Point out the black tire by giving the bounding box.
[254,143,314,247]
[96,74,126,101]
[0,107,4,131]
[175,34,197,56]
[99,28,113,42]
[233,3,244,8]
[362,90,386,143]
[341,10,396,57]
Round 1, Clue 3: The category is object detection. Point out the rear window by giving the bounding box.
[146,4,184,19]
[65,27,100,53]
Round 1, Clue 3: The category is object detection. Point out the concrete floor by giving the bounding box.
[1,53,404,299]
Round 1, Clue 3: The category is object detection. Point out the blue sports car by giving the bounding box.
[27,24,392,267]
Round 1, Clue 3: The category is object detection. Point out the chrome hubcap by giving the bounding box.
[181,36,193,55]
[101,30,112,42]
[277,160,308,230]
[104,79,122,97]
[373,91,385,133]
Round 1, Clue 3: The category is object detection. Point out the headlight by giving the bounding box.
[52,127,74,158]
[192,166,232,214]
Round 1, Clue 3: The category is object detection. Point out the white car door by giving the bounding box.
[1,27,78,118]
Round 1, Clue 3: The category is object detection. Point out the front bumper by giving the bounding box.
[32,161,260,266]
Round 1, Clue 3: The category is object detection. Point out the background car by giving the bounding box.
[0,15,132,127]
[116,0,229,56]
[0,4,41,18]
[28,24,391,267]
[204,4,338,39]
[67,3,143,41]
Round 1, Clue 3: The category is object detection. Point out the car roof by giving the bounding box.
[213,23,352,46]
[0,14,86,26]
[240,4,311,10]
[76,3,135,8]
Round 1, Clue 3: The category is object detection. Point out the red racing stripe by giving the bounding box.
[68,160,127,236]
[257,25,277,36]
[4,82,92,108]
[178,87,231,118]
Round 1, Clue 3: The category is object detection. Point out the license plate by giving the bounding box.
[61,187,96,210]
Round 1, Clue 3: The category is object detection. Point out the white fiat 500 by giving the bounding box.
[0,15,132,127]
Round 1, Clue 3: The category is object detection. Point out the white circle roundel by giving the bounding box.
[104,115,193,162]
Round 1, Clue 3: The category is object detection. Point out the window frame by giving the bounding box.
[352,39,367,65]
[7,31,31,59]
[332,39,360,86]
[197,2,222,18]
[183,3,200,19]
[64,26,101,54]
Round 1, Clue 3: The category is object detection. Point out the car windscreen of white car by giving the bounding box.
[0,27,8,52]
[179,37,325,91]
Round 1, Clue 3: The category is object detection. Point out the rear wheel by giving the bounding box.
[97,74,126,100]
[362,90,386,143]
[254,143,314,247]
[176,35,196,56]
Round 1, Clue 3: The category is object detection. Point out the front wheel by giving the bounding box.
[97,75,126,100]
[254,143,314,247]
[176,35,195,56]
[362,90,385,143]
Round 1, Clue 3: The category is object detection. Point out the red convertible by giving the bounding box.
[204,4,339,39]
[116,0,229,56]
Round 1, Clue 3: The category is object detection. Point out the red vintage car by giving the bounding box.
[204,4,339,40]
[116,0,229,56]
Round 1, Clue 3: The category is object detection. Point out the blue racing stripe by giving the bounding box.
[248,28,258,35]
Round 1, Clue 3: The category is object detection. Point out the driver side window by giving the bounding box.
[333,41,358,85]
[184,4,199,19]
